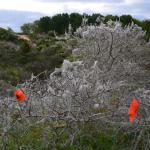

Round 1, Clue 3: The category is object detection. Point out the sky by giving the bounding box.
[0,0,149,32]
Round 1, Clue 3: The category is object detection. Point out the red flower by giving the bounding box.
[128,97,139,122]
[14,89,26,102]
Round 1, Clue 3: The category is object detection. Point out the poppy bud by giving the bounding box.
[14,89,26,102]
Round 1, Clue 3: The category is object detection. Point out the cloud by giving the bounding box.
[125,0,149,4]
[0,0,149,18]
[108,1,150,19]
[0,10,44,32]
[35,0,124,3]
[0,0,149,31]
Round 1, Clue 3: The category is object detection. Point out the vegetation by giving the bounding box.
[2,121,135,150]
[21,13,150,39]
[0,13,149,85]
[0,13,150,149]
[0,29,73,86]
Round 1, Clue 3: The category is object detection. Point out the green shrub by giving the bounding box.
[66,55,83,62]
[0,28,17,41]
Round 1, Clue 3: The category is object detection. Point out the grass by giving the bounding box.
[0,120,136,150]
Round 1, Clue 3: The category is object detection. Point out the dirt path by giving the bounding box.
[17,34,30,41]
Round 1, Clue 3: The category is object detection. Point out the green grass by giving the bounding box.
[0,121,136,150]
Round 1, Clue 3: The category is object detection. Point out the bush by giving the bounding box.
[0,28,17,41]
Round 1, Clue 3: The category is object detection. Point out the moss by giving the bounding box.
[66,55,83,62]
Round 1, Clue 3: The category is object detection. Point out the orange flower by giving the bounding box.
[128,97,139,122]
[14,89,26,102]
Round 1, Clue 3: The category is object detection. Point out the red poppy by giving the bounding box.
[14,89,26,102]
[128,97,139,122]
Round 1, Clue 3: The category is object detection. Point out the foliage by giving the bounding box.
[88,13,104,25]
[104,15,119,22]
[20,23,33,35]
[120,15,133,26]
[38,16,52,33]
[0,28,17,41]
[20,13,150,40]
[141,20,150,40]
[1,121,135,150]
[1,13,150,149]
[0,31,73,85]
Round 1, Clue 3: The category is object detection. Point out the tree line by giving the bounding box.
[21,13,150,40]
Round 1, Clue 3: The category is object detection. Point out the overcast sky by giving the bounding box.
[0,0,149,32]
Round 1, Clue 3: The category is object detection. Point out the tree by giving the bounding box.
[38,16,52,33]
[31,20,41,34]
[61,13,70,33]
[51,14,68,34]
[120,15,133,26]
[21,23,33,34]
[88,13,104,25]
[69,13,82,32]
[105,14,119,23]
[132,18,142,27]
[142,20,150,40]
